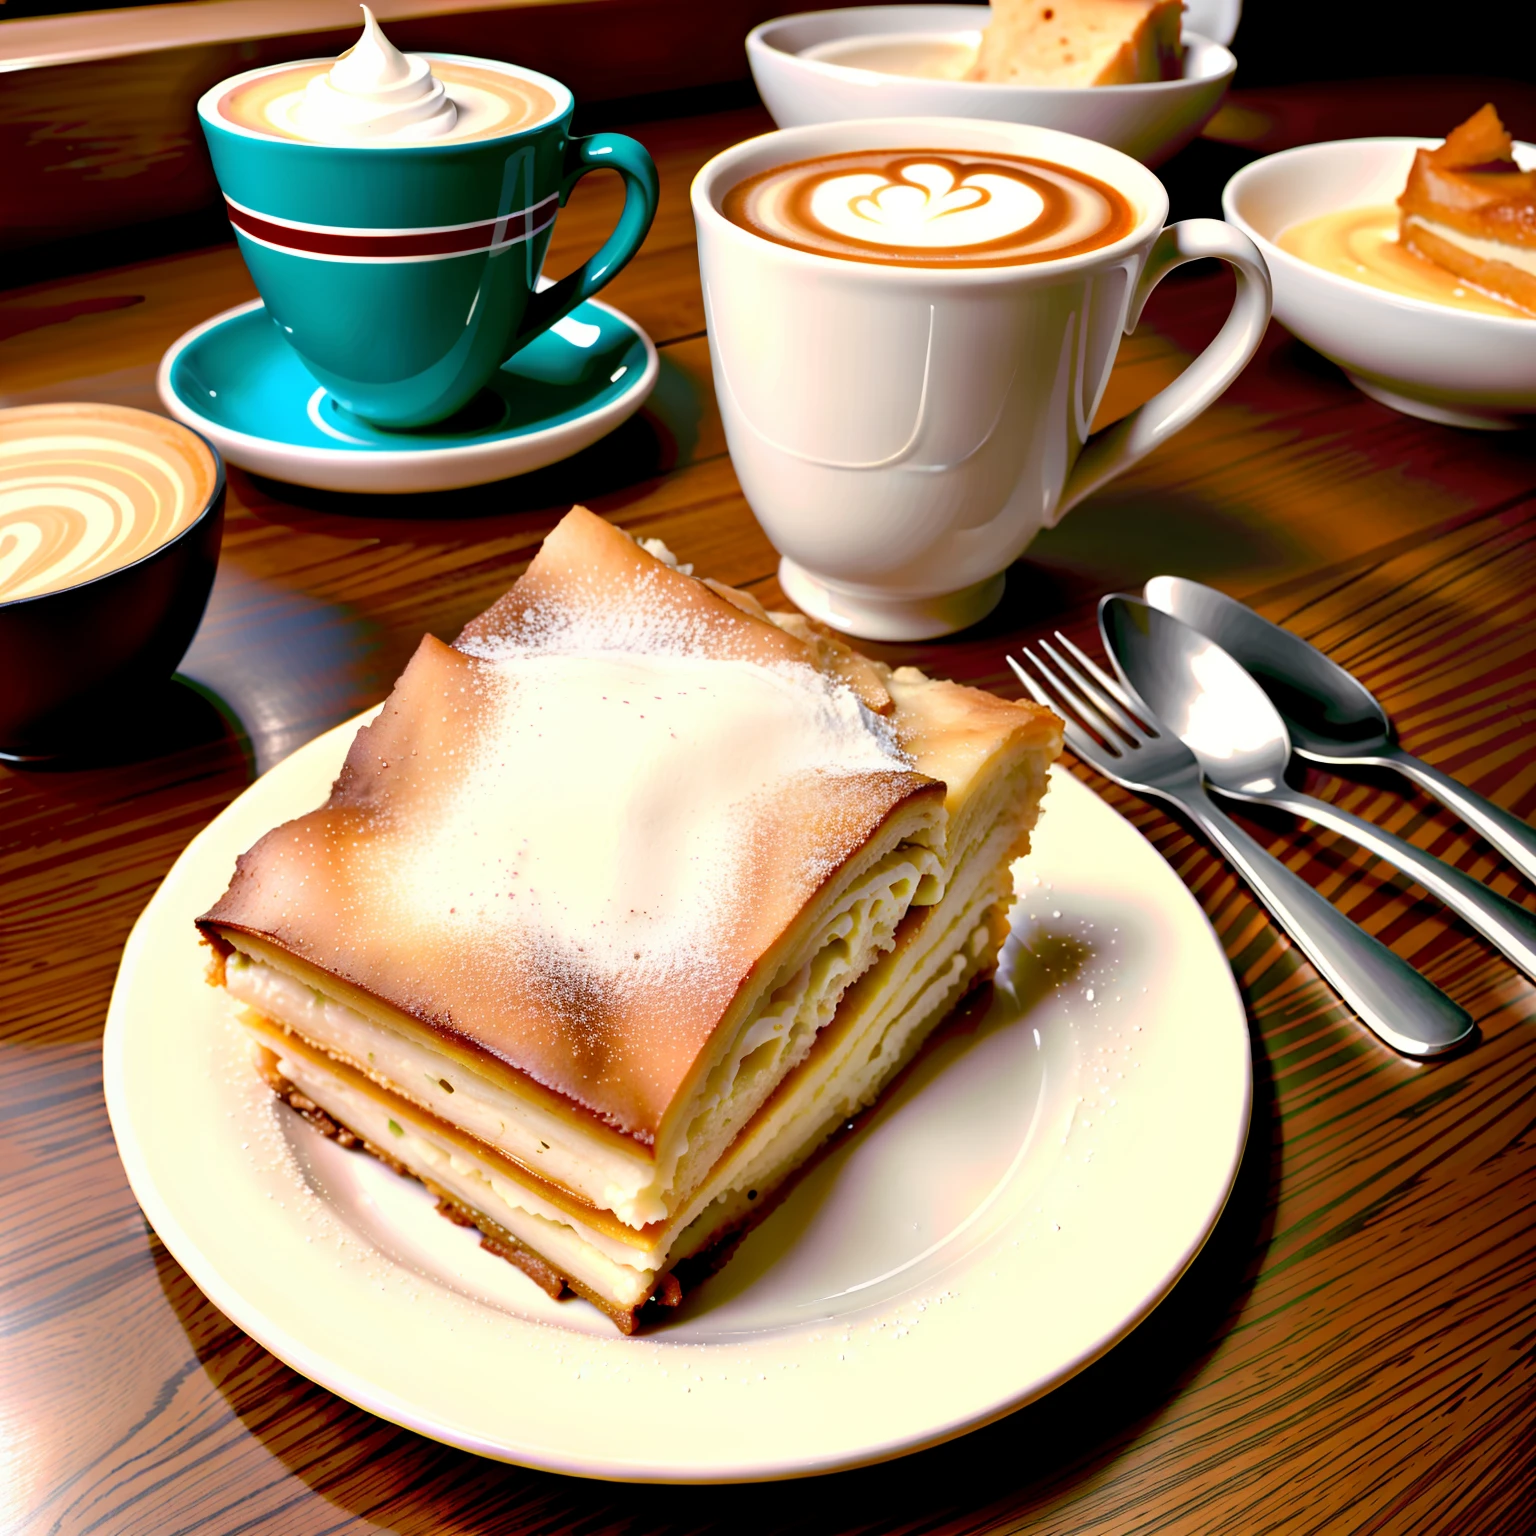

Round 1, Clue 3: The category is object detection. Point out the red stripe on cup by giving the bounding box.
[225,195,560,258]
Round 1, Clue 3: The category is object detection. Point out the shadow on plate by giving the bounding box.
[662,931,1089,1330]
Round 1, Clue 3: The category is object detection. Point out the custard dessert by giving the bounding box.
[1276,205,1527,319]
[198,506,1062,1332]
[1397,104,1536,318]
[968,0,1184,87]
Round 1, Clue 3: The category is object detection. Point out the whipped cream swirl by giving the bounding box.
[293,6,458,143]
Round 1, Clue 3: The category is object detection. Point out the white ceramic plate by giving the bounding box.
[104,719,1250,1482]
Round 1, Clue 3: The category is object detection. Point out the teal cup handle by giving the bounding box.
[197,58,659,429]
[513,132,659,357]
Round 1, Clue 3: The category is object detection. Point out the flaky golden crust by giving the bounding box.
[763,615,1063,789]
[199,508,942,1144]
[766,611,894,715]
[1398,104,1536,252]
[204,506,1064,1329]
[458,507,815,667]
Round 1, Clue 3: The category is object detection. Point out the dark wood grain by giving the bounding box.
[3,87,1535,1536]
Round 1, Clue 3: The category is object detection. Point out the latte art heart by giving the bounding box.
[722,150,1135,268]
[812,162,1046,249]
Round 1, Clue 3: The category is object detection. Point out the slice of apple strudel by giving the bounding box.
[199,506,1061,1331]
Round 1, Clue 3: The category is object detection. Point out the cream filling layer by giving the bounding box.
[225,948,647,1205]
[666,908,1001,1273]
[239,811,1024,1308]
[223,836,941,1227]
[1404,215,1536,277]
[261,1031,657,1308]
[664,858,1017,1268]
[629,819,1019,1259]
[243,861,1009,1305]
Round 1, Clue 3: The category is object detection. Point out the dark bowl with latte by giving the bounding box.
[0,403,226,761]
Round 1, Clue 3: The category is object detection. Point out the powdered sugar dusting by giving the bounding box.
[201,519,937,1134]
[460,561,742,663]
[385,635,912,1007]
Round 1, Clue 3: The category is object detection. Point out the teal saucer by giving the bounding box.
[157,297,658,493]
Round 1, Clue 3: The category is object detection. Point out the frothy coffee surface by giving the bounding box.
[0,405,217,604]
[217,9,556,145]
[722,149,1136,267]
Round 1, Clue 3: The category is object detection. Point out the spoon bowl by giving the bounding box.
[1141,575,1391,760]
[1101,593,1536,982]
[1098,594,1297,797]
[1143,575,1536,887]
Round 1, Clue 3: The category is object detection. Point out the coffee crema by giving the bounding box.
[219,57,556,146]
[721,149,1136,267]
[0,405,217,604]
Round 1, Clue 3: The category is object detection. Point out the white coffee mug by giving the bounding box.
[692,118,1272,640]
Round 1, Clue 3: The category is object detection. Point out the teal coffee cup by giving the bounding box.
[197,56,658,429]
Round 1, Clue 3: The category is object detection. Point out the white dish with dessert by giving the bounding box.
[1224,117,1536,430]
[747,5,1236,167]
[104,649,1249,1476]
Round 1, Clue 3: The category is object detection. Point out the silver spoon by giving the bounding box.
[1144,575,1536,889]
[1102,596,1536,983]
[1013,634,1471,1058]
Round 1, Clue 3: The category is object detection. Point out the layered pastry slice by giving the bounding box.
[199,506,1061,1331]
[1398,104,1536,317]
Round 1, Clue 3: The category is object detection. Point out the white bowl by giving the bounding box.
[1224,137,1536,430]
[746,6,1236,168]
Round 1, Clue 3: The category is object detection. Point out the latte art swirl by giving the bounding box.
[722,150,1135,267]
[0,406,217,604]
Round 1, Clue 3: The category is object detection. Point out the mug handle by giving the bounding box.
[507,131,659,357]
[1055,218,1272,521]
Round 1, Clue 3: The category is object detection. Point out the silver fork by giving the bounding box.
[1009,633,1475,1059]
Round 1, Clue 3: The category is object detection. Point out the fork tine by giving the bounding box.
[1056,715,1113,763]
[1014,646,1125,757]
[1052,631,1154,733]
[1038,637,1141,747]
[1008,653,1078,729]
[1006,652,1048,707]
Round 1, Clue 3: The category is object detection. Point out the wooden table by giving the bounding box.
[4,82,1535,1535]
